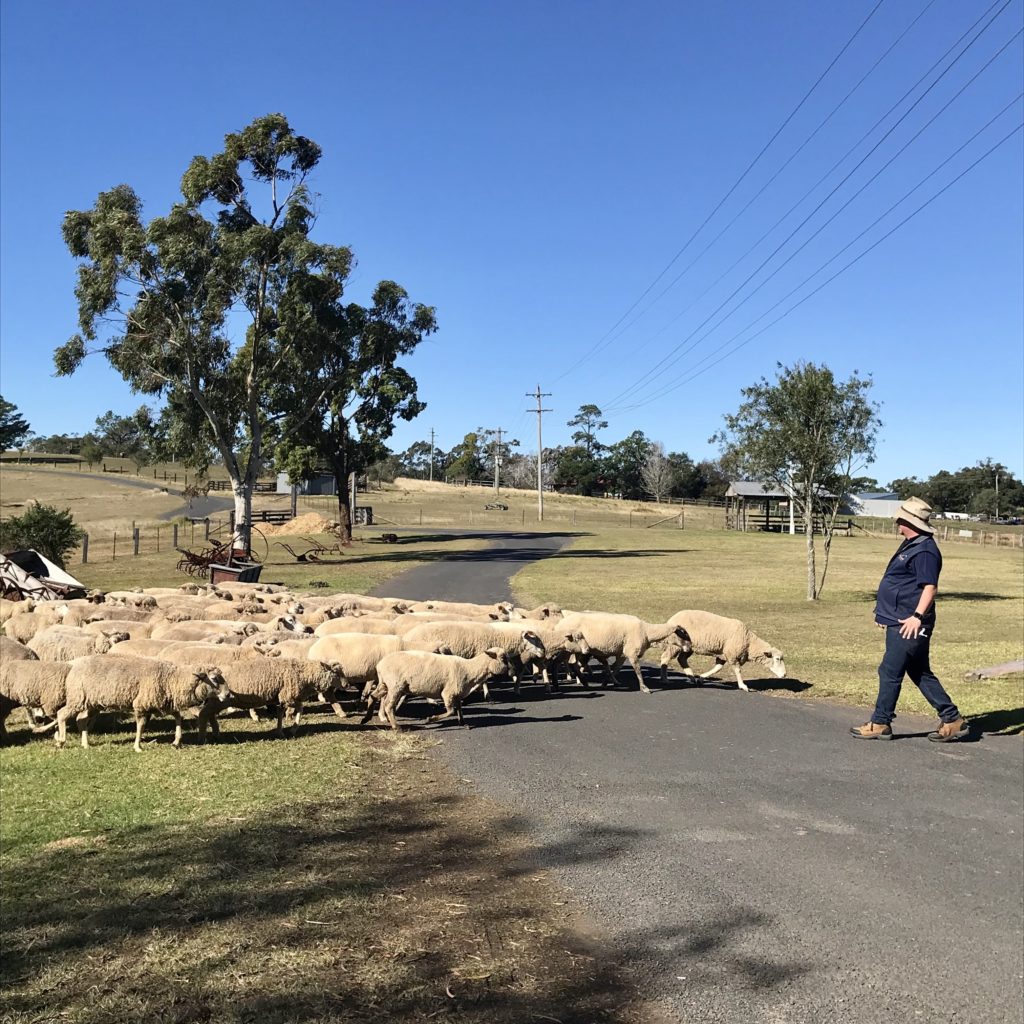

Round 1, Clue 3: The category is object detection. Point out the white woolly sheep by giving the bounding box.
[197,658,342,740]
[400,621,545,696]
[558,612,691,695]
[313,617,400,638]
[489,620,590,692]
[2,604,68,644]
[82,618,154,640]
[28,625,130,661]
[151,619,259,643]
[0,597,37,625]
[0,660,71,738]
[108,638,267,664]
[371,648,510,730]
[406,599,513,619]
[56,655,232,751]
[658,610,786,692]
[61,602,153,627]
[509,603,564,621]
[0,635,38,661]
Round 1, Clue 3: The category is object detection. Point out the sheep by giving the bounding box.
[61,602,153,627]
[406,599,513,619]
[488,620,591,692]
[81,618,155,640]
[150,619,259,643]
[371,648,510,730]
[314,617,400,638]
[0,635,38,661]
[399,621,546,696]
[2,604,68,644]
[0,660,71,738]
[0,597,37,625]
[28,625,130,662]
[509,603,564,621]
[108,638,267,663]
[56,655,232,751]
[557,612,691,695]
[197,659,342,740]
[305,633,411,715]
[251,635,319,659]
[102,591,159,610]
[329,594,410,616]
[657,610,786,692]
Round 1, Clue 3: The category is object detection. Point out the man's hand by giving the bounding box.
[898,615,922,639]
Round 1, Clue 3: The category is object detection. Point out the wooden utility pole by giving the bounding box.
[493,428,505,492]
[527,385,552,522]
[429,428,435,483]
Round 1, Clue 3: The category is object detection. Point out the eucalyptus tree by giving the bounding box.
[56,114,423,551]
[0,396,30,451]
[713,361,880,600]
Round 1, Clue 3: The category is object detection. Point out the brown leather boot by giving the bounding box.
[849,721,893,740]
[927,717,970,743]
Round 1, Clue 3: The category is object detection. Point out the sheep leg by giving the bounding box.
[78,711,96,749]
[628,655,653,695]
[275,705,287,738]
[291,703,304,734]
[732,666,750,692]
[382,691,402,731]
[172,711,184,748]
[699,660,725,679]
[596,655,620,688]
[330,700,348,719]
[133,712,150,753]
[55,706,74,748]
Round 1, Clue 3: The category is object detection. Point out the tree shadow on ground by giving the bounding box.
[279,546,683,568]
[2,780,809,1023]
[853,590,1013,603]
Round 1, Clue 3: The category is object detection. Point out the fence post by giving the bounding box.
[81,533,89,564]
[112,531,117,561]
[572,510,576,526]
[173,524,178,548]
[133,528,140,556]
[157,526,160,553]
[204,518,210,540]
[629,511,633,528]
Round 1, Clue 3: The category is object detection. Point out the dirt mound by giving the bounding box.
[259,512,338,537]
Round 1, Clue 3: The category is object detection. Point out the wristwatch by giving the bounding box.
[910,612,923,620]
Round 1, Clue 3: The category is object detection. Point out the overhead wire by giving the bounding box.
[551,0,888,383]
[602,2,1018,411]
[611,111,1024,409]
[581,0,942,362]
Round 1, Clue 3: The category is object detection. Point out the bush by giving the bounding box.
[0,504,85,569]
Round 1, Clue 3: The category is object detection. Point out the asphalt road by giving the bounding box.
[370,529,1024,1024]
[2,465,233,520]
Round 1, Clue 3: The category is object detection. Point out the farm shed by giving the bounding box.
[847,492,902,517]
[276,472,338,496]
[725,481,841,533]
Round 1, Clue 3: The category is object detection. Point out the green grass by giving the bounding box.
[1,716,645,1023]
[511,526,1024,726]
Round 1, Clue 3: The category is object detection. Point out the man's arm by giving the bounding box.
[898,583,937,639]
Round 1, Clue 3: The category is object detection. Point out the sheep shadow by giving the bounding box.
[966,707,1024,736]
[853,590,1012,603]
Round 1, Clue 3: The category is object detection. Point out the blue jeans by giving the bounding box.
[871,626,960,726]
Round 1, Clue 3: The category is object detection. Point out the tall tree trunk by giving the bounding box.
[805,492,817,600]
[330,454,353,544]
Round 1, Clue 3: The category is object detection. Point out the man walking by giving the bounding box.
[850,496,969,743]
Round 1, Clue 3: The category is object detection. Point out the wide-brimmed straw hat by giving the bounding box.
[897,496,934,535]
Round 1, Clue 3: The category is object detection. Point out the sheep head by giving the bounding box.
[193,667,233,703]
[483,647,510,672]
[86,589,107,604]
[760,647,786,678]
[565,630,590,656]
[96,630,131,652]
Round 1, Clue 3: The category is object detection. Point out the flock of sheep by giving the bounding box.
[0,581,787,749]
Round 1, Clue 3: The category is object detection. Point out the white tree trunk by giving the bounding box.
[805,492,817,600]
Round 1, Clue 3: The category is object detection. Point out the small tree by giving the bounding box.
[604,430,652,500]
[714,361,880,600]
[567,404,608,457]
[640,442,673,502]
[0,504,84,568]
[0,396,31,451]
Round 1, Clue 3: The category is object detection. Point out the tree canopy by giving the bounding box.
[57,113,434,546]
[0,396,31,451]
[714,361,881,600]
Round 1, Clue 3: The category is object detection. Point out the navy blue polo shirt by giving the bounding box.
[874,534,942,627]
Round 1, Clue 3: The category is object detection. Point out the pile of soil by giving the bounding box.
[259,512,338,537]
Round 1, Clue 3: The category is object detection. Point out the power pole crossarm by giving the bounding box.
[527,385,552,522]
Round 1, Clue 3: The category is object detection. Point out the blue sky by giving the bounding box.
[2,0,1021,487]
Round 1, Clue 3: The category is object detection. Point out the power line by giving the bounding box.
[589,0,945,360]
[603,6,1019,411]
[552,0,888,383]
[613,118,1024,409]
